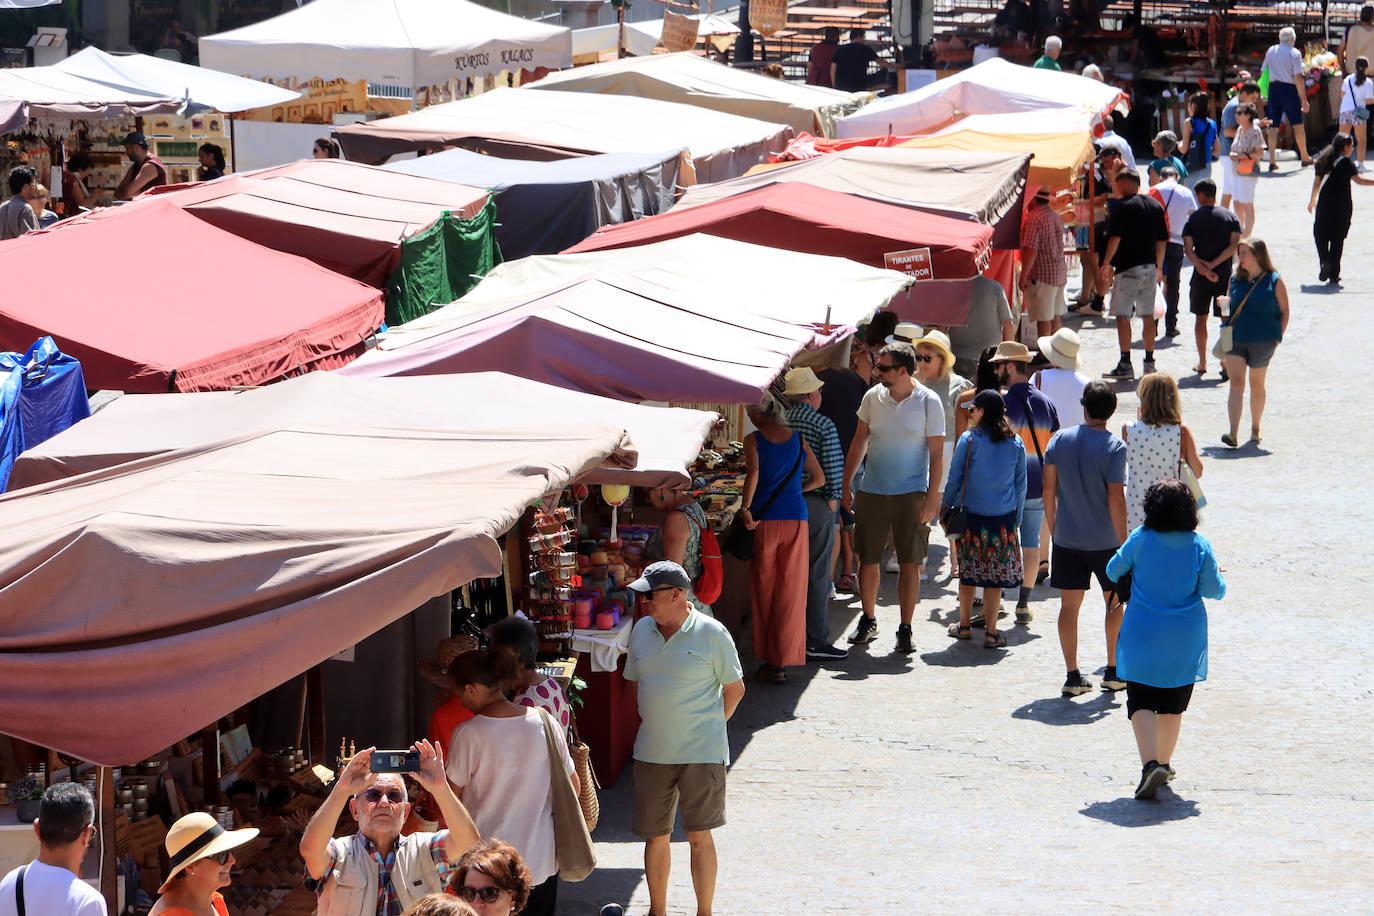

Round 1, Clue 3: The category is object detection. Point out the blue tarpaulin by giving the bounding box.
[0,337,91,491]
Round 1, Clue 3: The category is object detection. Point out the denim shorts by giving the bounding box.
[1019,498,1044,549]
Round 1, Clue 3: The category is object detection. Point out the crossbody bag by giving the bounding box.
[1348,78,1372,121]
[1212,273,1263,358]
[939,438,974,539]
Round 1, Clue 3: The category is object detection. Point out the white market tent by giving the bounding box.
[199,0,572,89]
[572,14,740,59]
[0,66,179,133]
[529,52,867,137]
[335,87,792,183]
[834,57,1127,139]
[53,47,301,113]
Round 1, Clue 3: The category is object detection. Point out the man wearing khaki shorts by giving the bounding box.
[1020,187,1069,339]
[841,343,945,654]
[624,562,745,916]
[1099,168,1168,379]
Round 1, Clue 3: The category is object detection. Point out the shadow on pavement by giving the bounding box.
[828,645,917,680]
[1011,691,1120,725]
[918,628,1038,667]
[1298,283,1342,295]
[1177,374,1224,390]
[557,865,644,912]
[1079,787,1201,827]
[1201,442,1272,460]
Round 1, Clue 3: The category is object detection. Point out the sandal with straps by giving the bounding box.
[947,623,972,640]
[983,630,1007,649]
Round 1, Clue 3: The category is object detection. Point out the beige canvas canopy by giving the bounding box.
[0,421,632,764]
[528,52,867,137]
[10,372,716,491]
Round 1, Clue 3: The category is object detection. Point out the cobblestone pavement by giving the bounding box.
[564,154,1373,914]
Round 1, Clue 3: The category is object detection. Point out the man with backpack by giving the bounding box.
[784,368,849,660]
[0,783,106,916]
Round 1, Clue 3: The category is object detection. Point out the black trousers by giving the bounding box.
[1314,211,1351,280]
[523,875,559,916]
[1163,241,1185,331]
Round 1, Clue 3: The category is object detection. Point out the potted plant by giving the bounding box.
[12,776,43,823]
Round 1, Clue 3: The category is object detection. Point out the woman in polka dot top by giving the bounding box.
[489,615,572,732]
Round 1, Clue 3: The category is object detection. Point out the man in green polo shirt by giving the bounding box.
[625,561,745,916]
[1034,35,1063,70]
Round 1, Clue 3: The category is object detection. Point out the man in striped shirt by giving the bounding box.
[784,368,849,661]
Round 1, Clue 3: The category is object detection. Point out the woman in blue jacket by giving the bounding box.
[942,390,1026,649]
[1107,478,1226,800]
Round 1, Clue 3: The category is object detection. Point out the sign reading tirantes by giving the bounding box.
[883,247,934,282]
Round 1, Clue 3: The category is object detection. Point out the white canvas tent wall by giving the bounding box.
[53,47,301,113]
[199,0,572,89]
[834,58,1127,139]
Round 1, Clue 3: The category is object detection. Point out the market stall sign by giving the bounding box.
[883,247,934,282]
[749,0,786,37]
[660,11,700,53]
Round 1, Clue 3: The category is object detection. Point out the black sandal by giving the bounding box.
[947,623,972,640]
[1035,560,1049,585]
[983,630,1007,649]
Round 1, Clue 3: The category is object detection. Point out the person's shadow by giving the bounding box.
[1080,786,1201,826]
[1011,691,1120,725]
[1299,282,1343,295]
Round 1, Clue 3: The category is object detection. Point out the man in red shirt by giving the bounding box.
[807,27,840,87]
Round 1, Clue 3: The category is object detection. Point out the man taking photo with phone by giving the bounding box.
[301,740,479,915]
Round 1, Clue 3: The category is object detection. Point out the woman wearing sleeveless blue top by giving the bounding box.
[741,395,824,684]
[1221,239,1289,448]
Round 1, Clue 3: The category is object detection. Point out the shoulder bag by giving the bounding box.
[538,708,596,882]
[939,437,974,539]
[723,433,803,560]
[1349,78,1372,121]
[13,863,26,916]
[1212,274,1263,359]
[566,714,600,832]
[1177,454,1207,509]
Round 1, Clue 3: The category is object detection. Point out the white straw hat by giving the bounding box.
[1036,327,1082,371]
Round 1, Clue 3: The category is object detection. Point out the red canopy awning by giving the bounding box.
[145,159,490,288]
[2,200,383,392]
[566,183,992,282]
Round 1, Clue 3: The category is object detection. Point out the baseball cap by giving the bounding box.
[627,560,692,593]
[123,131,149,148]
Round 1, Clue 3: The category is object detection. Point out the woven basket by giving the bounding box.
[569,720,600,832]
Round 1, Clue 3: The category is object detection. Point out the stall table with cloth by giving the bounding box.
[144,159,497,325]
[386,148,681,260]
[567,183,993,326]
[570,618,637,783]
[0,201,382,393]
[334,87,793,183]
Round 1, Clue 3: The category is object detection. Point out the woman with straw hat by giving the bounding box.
[1033,328,1091,429]
[149,812,259,915]
[913,329,971,577]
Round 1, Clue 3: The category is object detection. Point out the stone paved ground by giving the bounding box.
[564,153,1374,914]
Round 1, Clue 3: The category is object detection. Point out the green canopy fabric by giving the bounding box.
[387,200,502,326]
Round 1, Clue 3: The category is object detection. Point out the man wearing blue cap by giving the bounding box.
[625,560,745,916]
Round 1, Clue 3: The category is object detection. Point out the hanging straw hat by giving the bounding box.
[1037,327,1082,371]
[158,812,259,893]
[418,634,481,690]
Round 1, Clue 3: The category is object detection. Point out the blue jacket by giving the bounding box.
[943,428,1027,523]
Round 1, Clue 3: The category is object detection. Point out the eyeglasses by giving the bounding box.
[914,353,934,363]
[361,788,406,805]
[875,364,898,373]
[456,885,505,904]
[211,851,232,865]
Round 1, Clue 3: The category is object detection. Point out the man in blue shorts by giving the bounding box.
[1263,27,1312,170]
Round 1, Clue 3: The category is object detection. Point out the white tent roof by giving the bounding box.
[834,58,1127,139]
[529,52,866,136]
[384,232,911,346]
[0,66,179,133]
[335,87,792,183]
[53,47,300,114]
[573,14,740,59]
[199,0,572,88]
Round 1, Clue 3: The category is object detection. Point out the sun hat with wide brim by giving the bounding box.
[782,366,824,396]
[1037,327,1082,371]
[158,812,259,893]
[884,321,923,347]
[417,634,481,690]
[911,330,956,371]
[989,340,1033,363]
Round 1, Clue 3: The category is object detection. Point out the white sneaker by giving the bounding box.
[885,556,900,573]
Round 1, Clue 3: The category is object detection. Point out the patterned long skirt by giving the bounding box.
[957,511,1023,589]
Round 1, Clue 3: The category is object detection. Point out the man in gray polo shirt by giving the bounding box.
[625,561,745,916]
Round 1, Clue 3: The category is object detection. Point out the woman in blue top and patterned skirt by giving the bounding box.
[1107,479,1226,800]
[942,390,1027,649]
[1221,239,1289,447]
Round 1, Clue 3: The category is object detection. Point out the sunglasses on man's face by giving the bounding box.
[362,788,406,805]
[456,885,505,904]
[875,363,899,373]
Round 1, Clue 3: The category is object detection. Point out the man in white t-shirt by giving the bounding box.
[0,783,106,916]
[1147,166,1199,338]
[1033,328,1092,428]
